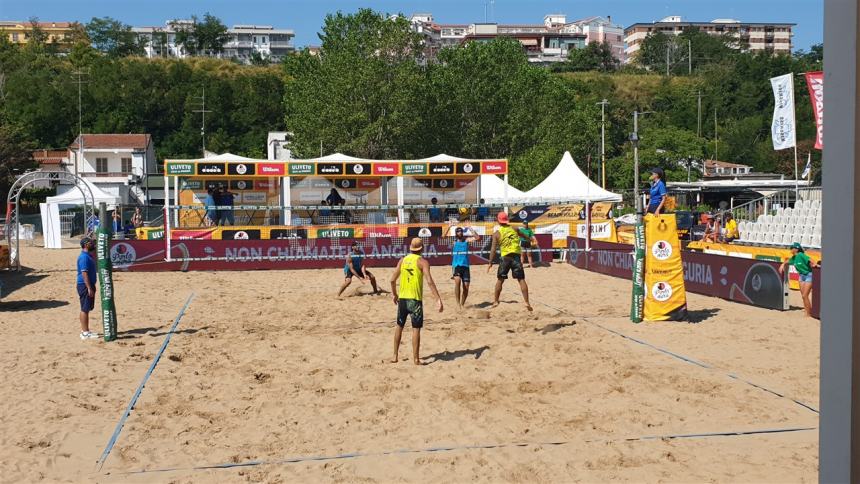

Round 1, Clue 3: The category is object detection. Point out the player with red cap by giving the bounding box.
[487,211,533,311]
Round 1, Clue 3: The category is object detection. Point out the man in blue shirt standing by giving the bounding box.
[451,226,479,308]
[76,237,99,340]
[647,167,668,215]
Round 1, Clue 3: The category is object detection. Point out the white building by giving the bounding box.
[66,134,156,205]
[267,132,292,160]
[133,21,295,64]
[557,16,626,63]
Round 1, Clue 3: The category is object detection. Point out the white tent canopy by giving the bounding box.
[480,174,528,203]
[46,178,121,207]
[203,152,257,161]
[523,151,622,202]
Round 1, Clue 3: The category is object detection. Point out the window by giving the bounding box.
[263,36,267,44]
[121,157,132,174]
[96,158,108,173]
[11,33,19,42]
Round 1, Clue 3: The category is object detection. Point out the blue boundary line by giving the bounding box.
[526,293,820,414]
[95,292,196,471]
[119,426,816,476]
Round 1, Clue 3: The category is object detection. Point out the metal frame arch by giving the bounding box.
[4,170,96,270]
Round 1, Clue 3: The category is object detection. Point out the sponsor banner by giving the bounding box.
[536,223,570,244]
[335,179,357,189]
[643,214,687,321]
[197,162,226,176]
[204,180,224,190]
[455,162,478,175]
[433,179,454,189]
[407,226,444,238]
[410,179,432,188]
[770,73,796,150]
[358,179,381,189]
[403,163,427,175]
[181,179,203,190]
[258,163,286,176]
[811,266,821,319]
[228,163,255,176]
[444,225,487,237]
[270,228,308,239]
[175,229,215,240]
[567,238,789,312]
[455,179,473,189]
[363,226,400,238]
[346,163,372,176]
[289,163,315,175]
[222,229,261,240]
[241,192,267,203]
[166,162,195,175]
[805,71,824,150]
[631,223,646,323]
[481,161,507,174]
[317,228,355,238]
[429,163,454,175]
[373,163,400,176]
[444,192,467,202]
[317,163,344,175]
[230,180,254,191]
[97,229,118,341]
[298,191,324,202]
[254,179,277,190]
[575,222,612,240]
[111,234,551,272]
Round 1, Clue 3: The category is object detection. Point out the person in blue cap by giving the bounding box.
[779,242,821,317]
[76,237,99,340]
[647,167,668,215]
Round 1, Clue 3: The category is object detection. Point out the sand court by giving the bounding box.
[0,245,819,482]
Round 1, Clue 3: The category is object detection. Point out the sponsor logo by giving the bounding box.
[651,240,673,260]
[353,164,363,174]
[651,281,673,301]
[254,180,276,190]
[347,163,371,175]
[318,228,354,238]
[340,179,351,188]
[233,231,249,240]
[237,180,248,190]
[237,164,247,174]
[110,242,137,266]
[166,163,194,175]
[288,163,314,175]
[403,163,427,175]
[463,163,473,173]
[429,163,454,174]
[373,163,399,175]
[259,163,285,175]
[518,209,528,220]
[317,163,343,175]
[197,163,225,175]
[439,180,449,188]
[182,180,203,190]
[481,161,507,174]
[226,162,254,176]
[358,179,380,188]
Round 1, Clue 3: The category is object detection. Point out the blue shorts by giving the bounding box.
[77,283,95,312]
[799,272,813,283]
[452,266,470,283]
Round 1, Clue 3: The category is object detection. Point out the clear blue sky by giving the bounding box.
[0,0,823,51]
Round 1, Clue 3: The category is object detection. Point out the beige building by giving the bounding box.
[625,16,794,61]
[0,20,79,47]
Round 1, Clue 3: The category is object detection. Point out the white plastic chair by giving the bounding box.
[812,234,822,247]
[801,234,812,246]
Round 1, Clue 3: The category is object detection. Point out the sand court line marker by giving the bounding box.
[118,426,816,476]
[520,290,820,414]
[95,292,196,471]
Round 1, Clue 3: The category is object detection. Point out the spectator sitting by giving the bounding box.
[319,200,331,218]
[326,188,345,207]
[703,214,720,243]
[131,207,143,228]
[123,220,136,239]
[722,213,739,243]
[111,210,123,235]
[429,197,442,223]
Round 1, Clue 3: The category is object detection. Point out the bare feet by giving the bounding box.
[491,301,499,309]
[525,303,534,311]
[413,358,423,365]
[390,357,399,363]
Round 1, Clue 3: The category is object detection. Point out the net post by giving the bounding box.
[163,172,172,262]
[585,200,591,252]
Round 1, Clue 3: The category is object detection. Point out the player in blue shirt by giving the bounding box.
[647,167,668,215]
[337,241,379,297]
[451,226,479,308]
[76,237,99,340]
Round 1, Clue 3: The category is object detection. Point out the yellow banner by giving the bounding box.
[644,213,688,321]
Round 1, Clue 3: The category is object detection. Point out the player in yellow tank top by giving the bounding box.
[389,238,443,365]
[487,211,533,311]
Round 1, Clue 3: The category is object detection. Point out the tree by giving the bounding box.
[0,117,34,198]
[193,13,229,56]
[635,28,736,75]
[85,17,143,57]
[554,42,618,73]
[249,51,269,66]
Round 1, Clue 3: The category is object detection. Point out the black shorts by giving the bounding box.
[77,283,95,312]
[452,266,470,283]
[397,299,424,329]
[497,254,525,280]
[647,205,659,214]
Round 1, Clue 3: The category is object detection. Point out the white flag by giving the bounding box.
[801,152,812,179]
[770,73,796,150]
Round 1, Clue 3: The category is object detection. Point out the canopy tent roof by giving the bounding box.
[46,179,120,207]
[203,152,257,161]
[479,174,529,203]
[523,151,622,202]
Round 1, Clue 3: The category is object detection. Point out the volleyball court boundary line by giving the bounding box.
[95,292,196,471]
[517,288,820,414]
[116,426,815,476]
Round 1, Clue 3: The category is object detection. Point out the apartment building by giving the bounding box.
[133,21,295,63]
[625,16,794,60]
[0,20,79,48]
[554,15,625,62]
[67,134,157,204]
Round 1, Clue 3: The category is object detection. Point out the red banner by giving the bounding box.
[805,71,824,150]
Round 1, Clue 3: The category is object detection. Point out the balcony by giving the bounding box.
[82,172,134,178]
[269,41,293,48]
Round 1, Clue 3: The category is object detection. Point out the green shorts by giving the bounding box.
[397,299,424,328]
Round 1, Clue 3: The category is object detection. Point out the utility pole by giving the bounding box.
[597,99,609,188]
[688,38,692,75]
[193,87,211,156]
[714,106,719,161]
[71,70,88,180]
[666,41,670,76]
[632,111,641,215]
[697,90,702,137]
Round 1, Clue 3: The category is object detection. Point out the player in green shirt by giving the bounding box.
[779,242,820,317]
[518,221,537,268]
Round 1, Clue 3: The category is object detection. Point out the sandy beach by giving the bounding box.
[0,245,820,482]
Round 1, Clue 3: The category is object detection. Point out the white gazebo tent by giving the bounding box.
[524,151,622,202]
[42,179,120,249]
[479,174,528,203]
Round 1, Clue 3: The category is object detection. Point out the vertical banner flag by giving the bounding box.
[804,71,824,150]
[630,222,645,323]
[643,214,688,321]
[97,228,118,341]
[770,73,796,150]
[802,152,812,179]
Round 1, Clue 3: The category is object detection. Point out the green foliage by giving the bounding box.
[172,14,230,57]
[85,17,143,57]
[553,42,619,73]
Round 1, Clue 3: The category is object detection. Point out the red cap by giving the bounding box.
[497,211,509,224]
